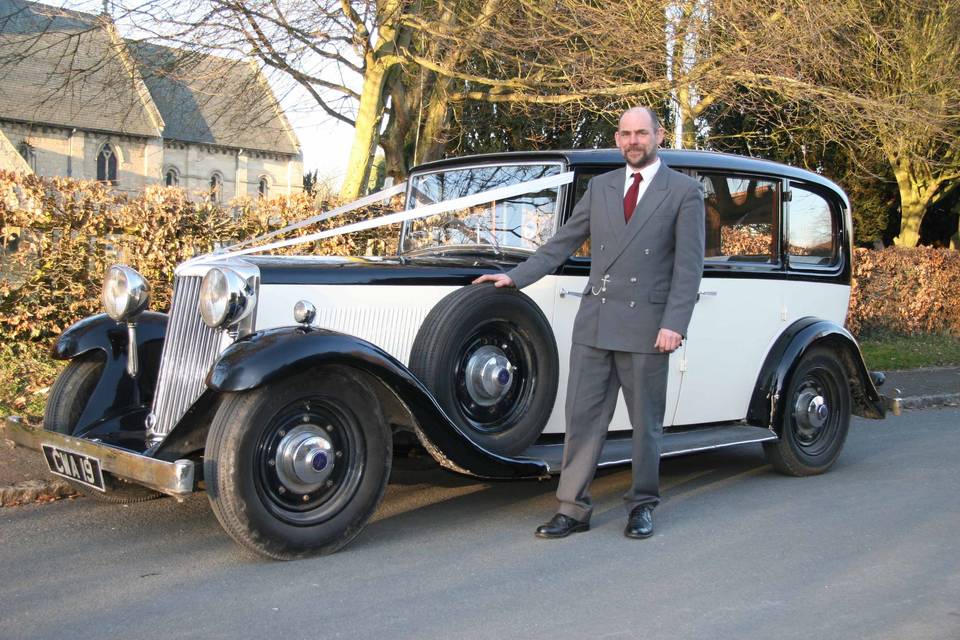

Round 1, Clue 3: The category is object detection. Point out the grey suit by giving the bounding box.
[508,162,705,521]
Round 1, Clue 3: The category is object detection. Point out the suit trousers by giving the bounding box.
[556,343,668,523]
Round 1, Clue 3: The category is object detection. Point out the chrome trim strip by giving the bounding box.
[591,436,779,470]
[656,436,778,460]
[3,417,196,497]
[534,433,780,473]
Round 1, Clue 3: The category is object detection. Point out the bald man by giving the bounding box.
[474,107,705,539]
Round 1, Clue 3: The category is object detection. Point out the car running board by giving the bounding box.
[523,425,778,474]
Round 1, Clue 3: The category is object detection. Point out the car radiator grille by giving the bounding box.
[148,275,224,440]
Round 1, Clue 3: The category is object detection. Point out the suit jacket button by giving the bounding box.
[629,301,636,308]
[600,244,605,251]
[601,298,606,304]
[630,277,637,283]
[644,249,650,255]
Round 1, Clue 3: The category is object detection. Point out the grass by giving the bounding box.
[859,333,960,371]
[0,342,63,418]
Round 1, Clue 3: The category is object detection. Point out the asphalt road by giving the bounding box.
[2,408,958,640]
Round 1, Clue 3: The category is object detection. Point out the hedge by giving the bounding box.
[848,246,960,337]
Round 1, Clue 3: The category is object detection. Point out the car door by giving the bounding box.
[547,167,684,433]
[671,171,787,426]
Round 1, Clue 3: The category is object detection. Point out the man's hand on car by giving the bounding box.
[472,273,515,287]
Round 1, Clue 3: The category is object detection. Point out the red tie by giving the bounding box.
[624,172,642,223]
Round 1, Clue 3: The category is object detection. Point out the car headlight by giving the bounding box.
[198,267,256,329]
[102,265,150,322]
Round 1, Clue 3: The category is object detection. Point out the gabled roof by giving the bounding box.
[0,0,162,137]
[128,41,300,156]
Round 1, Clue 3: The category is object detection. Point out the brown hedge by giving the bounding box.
[0,171,400,344]
[847,246,960,337]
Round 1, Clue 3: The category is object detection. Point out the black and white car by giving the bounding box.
[6,149,900,559]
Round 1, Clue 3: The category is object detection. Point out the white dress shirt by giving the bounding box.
[622,158,661,205]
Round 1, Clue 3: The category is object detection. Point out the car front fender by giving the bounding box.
[51,312,167,436]
[207,326,549,480]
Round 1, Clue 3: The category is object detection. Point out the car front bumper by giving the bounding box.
[3,416,197,499]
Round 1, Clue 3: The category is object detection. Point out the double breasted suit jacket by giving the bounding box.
[508,163,706,354]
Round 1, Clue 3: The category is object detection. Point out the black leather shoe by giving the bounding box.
[624,504,654,539]
[535,513,589,539]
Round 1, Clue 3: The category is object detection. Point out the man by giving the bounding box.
[473,106,705,539]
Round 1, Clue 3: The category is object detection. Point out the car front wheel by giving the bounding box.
[204,366,391,560]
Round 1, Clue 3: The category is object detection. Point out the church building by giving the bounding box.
[0,0,303,199]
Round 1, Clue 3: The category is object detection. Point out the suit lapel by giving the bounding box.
[606,163,671,268]
[599,169,627,272]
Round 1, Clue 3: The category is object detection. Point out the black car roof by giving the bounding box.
[410,148,846,198]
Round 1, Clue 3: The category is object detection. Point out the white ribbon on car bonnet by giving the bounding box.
[196,171,575,262]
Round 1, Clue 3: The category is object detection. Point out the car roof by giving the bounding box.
[410,148,846,197]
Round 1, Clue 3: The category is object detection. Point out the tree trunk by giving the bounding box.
[890,158,936,248]
[893,196,924,248]
[416,81,451,164]
[339,60,389,200]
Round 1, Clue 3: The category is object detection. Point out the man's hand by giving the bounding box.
[472,273,515,288]
[654,328,682,353]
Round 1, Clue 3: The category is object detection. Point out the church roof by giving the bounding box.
[0,0,163,137]
[128,42,300,156]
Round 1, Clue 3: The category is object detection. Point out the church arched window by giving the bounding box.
[258,175,269,198]
[97,143,118,185]
[164,166,180,187]
[209,172,224,203]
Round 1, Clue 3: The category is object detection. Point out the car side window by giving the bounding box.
[699,173,780,264]
[787,184,839,266]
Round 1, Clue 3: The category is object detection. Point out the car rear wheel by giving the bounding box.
[204,366,391,560]
[763,347,851,476]
[409,284,559,457]
[43,355,162,503]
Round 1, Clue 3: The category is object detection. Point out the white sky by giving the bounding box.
[279,92,355,190]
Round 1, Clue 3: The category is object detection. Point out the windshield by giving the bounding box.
[399,162,563,255]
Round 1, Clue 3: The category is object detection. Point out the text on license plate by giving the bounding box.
[42,445,106,492]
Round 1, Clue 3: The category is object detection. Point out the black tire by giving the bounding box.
[408,283,559,456]
[204,367,391,560]
[763,347,851,476]
[43,355,162,503]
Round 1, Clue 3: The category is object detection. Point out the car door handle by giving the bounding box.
[559,288,583,298]
[697,291,717,301]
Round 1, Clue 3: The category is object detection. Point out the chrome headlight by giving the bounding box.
[198,267,256,329]
[102,265,150,322]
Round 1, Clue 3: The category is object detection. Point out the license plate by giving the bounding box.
[42,445,106,492]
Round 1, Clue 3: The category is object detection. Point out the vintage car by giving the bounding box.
[6,148,900,559]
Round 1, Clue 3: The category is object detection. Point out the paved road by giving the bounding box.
[2,408,958,640]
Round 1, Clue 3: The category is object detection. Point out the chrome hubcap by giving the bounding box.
[274,424,336,493]
[794,389,829,440]
[464,345,514,406]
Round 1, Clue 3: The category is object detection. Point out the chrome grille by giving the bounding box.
[148,275,223,440]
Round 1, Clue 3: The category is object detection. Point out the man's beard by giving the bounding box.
[623,146,656,169]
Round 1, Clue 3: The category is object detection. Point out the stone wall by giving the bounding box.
[1,121,303,199]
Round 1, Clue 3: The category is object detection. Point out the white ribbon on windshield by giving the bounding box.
[198,171,575,262]
[219,181,408,253]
